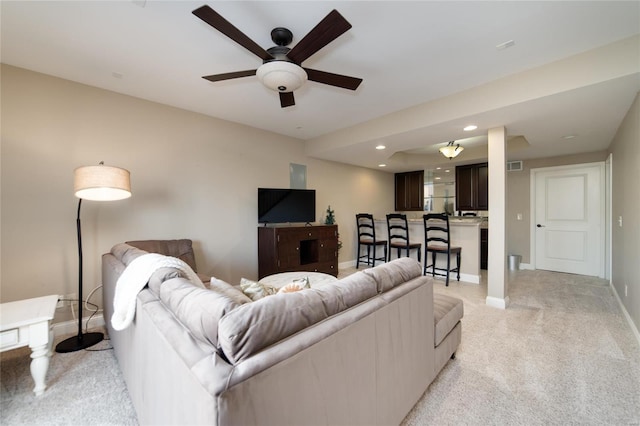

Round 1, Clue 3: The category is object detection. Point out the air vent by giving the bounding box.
[507,161,523,172]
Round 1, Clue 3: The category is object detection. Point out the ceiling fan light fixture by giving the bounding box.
[256,61,308,92]
[439,141,464,159]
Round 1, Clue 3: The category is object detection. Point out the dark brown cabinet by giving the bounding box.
[258,225,338,279]
[455,163,488,211]
[477,164,489,210]
[455,166,474,210]
[395,170,424,211]
[480,228,488,270]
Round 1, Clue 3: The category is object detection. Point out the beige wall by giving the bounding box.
[0,64,394,305]
[506,151,608,264]
[608,92,640,332]
[3,64,637,332]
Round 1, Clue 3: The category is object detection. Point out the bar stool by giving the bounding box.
[423,213,461,286]
[355,213,387,268]
[386,213,421,262]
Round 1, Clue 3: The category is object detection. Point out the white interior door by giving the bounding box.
[533,163,604,277]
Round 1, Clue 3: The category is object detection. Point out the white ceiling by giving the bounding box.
[2,1,639,172]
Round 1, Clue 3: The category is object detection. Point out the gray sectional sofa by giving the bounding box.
[102,241,463,425]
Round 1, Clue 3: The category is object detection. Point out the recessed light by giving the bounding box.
[376,145,386,150]
[378,164,386,167]
[435,177,441,180]
[463,125,477,131]
[436,167,442,170]
[496,40,515,50]
[445,169,450,173]
[562,135,576,140]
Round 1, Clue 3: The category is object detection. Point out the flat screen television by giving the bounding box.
[258,188,316,224]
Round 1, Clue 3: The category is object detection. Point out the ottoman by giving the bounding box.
[433,293,464,373]
[258,271,339,289]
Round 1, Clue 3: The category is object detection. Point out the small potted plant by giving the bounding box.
[324,205,342,253]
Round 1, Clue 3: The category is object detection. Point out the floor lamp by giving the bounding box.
[55,162,131,353]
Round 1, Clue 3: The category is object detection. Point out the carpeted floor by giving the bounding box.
[1,269,639,425]
[402,270,640,425]
[1,336,136,425]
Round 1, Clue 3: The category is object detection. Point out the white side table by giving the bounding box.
[0,295,58,396]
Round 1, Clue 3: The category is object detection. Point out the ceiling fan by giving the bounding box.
[192,5,363,108]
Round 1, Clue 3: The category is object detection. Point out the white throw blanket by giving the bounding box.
[111,253,204,331]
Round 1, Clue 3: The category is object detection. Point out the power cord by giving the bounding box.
[58,284,114,351]
[83,283,113,351]
[84,285,103,334]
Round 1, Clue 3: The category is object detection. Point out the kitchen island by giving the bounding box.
[373,217,483,284]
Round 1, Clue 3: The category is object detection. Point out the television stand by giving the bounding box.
[258,224,338,279]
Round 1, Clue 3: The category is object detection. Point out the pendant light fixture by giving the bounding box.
[439,141,464,159]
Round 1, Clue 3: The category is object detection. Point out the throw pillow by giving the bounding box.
[240,278,277,301]
[277,277,310,294]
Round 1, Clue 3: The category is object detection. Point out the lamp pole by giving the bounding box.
[55,198,104,352]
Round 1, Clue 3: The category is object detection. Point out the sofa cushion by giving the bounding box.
[362,257,423,293]
[218,273,378,364]
[433,293,464,347]
[154,277,242,348]
[210,278,253,305]
[111,243,148,266]
[148,267,184,294]
[314,272,377,308]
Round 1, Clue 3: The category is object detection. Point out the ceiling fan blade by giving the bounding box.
[193,5,273,61]
[287,9,352,64]
[304,68,362,90]
[202,70,257,83]
[279,92,295,108]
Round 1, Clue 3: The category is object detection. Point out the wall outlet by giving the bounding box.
[56,293,77,309]
[516,213,523,221]
[625,284,628,297]
[618,216,623,227]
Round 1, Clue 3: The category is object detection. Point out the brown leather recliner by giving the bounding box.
[125,239,210,284]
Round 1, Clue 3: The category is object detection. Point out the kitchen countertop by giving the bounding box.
[384,216,487,227]
[372,216,484,283]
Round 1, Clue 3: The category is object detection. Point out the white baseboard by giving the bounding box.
[339,260,357,269]
[52,314,105,339]
[427,273,479,284]
[341,260,480,284]
[609,281,640,347]
[460,273,480,284]
[519,263,534,270]
[486,295,510,309]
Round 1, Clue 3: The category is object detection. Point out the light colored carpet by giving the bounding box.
[402,270,640,425]
[1,335,136,425]
[1,269,639,425]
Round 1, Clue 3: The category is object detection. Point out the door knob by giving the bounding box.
[536,224,545,228]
